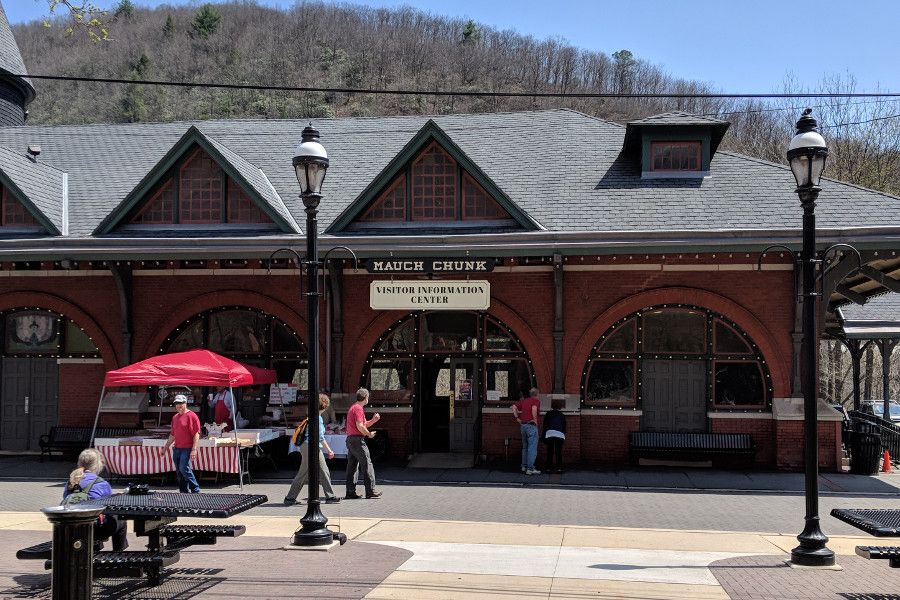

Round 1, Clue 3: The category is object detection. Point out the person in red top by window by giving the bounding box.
[213,392,235,432]
[345,388,382,499]
[512,387,542,475]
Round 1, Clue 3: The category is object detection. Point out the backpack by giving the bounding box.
[64,477,102,506]
[291,418,309,446]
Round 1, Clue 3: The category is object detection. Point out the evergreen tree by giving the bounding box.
[191,4,221,39]
[163,14,175,37]
[114,0,135,19]
[462,20,480,44]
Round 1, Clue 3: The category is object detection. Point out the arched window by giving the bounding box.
[582,305,771,411]
[1,309,98,357]
[161,307,307,385]
[362,312,535,406]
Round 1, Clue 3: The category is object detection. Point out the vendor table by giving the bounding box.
[97,444,248,475]
[286,429,348,458]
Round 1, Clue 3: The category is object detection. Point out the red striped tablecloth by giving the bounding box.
[97,445,242,475]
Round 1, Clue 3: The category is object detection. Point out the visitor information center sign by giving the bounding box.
[370,280,490,310]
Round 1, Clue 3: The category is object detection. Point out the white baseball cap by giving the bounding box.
[173,394,188,404]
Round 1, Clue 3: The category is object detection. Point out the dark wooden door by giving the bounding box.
[419,357,449,452]
[1,358,59,451]
[449,359,477,453]
[641,360,706,432]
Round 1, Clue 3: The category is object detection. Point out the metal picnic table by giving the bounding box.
[831,508,900,567]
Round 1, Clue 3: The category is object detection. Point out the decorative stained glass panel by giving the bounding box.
[132,178,176,224]
[462,174,508,220]
[2,187,38,226]
[179,149,223,223]
[227,182,269,223]
[362,175,407,221]
[412,143,457,220]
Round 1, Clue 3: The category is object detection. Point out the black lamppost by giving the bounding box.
[291,123,333,547]
[787,108,835,567]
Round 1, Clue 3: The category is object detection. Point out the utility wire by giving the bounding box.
[9,73,900,99]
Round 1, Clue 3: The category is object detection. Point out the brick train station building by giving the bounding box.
[0,7,898,470]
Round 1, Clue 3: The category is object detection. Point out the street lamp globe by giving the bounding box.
[293,124,329,203]
[787,108,828,190]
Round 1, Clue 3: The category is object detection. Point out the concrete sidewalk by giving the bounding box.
[2,511,899,599]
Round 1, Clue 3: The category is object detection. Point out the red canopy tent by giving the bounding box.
[94,350,277,490]
[103,349,277,388]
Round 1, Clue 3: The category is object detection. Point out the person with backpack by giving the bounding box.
[541,398,567,473]
[63,448,128,551]
[283,393,340,505]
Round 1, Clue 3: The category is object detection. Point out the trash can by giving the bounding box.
[850,430,883,475]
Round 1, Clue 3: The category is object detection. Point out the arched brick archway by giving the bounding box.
[0,291,118,369]
[346,297,552,393]
[565,286,790,397]
[140,289,315,360]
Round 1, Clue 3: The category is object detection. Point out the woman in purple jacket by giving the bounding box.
[63,448,128,551]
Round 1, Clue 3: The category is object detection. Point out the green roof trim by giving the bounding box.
[326,119,541,233]
[0,169,58,235]
[94,126,298,235]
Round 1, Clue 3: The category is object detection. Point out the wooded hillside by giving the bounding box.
[12,1,900,197]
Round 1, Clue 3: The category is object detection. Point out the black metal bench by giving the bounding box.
[18,542,178,585]
[856,546,900,568]
[16,540,102,560]
[159,524,245,549]
[629,432,755,461]
[39,426,137,461]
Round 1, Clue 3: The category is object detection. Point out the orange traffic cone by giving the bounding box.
[883,450,892,473]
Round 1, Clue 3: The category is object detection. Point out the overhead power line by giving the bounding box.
[10,73,900,99]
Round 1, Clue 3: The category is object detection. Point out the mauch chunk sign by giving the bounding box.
[366,258,495,274]
[370,281,491,310]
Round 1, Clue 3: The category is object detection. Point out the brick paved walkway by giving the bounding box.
[711,554,900,600]
[0,529,411,599]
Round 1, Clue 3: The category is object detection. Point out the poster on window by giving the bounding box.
[456,379,473,404]
[269,383,297,405]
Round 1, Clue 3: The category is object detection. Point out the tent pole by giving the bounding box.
[230,386,243,491]
[89,387,107,447]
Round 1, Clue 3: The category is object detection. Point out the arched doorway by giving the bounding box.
[582,305,772,432]
[159,307,307,423]
[361,311,535,456]
[0,308,99,450]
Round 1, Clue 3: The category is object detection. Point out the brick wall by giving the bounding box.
[775,420,841,472]
[710,418,776,467]
[580,414,640,464]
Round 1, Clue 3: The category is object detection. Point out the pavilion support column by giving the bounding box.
[878,339,897,417]
[844,339,869,413]
[552,253,564,394]
[328,264,345,392]
[110,264,133,366]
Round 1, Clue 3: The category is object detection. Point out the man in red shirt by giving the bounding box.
[345,388,382,499]
[161,394,201,493]
[512,387,542,475]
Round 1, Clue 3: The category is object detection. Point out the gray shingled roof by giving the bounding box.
[0,2,35,104]
[0,109,897,241]
[627,112,728,126]
[0,145,64,233]
[840,292,900,322]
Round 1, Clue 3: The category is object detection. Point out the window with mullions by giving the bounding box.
[2,310,99,357]
[162,308,308,395]
[1,186,40,228]
[651,141,701,171]
[582,306,770,410]
[128,147,272,226]
[362,312,535,406]
[358,142,514,225]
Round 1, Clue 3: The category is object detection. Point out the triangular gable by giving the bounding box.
[327,120,540,232]
[94,126,300,235]
[0,145,65,235]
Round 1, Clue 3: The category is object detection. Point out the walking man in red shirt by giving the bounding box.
[345,388,382,499]
[161,394,201,493]
[512,387,542,475]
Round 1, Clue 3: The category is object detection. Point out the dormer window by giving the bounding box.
[358,141,513,225]
[651,141,701,172]
[128,147,272,226]
[1,185,39,229]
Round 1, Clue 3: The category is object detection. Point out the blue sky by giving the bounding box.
[7,0,899,93]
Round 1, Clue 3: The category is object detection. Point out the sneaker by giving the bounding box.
[365,490,383,499]
[521,468,527,473]
[324,496,341,504]
[344,492,362,500]
[525,469,541,475]
[283,497,296,505]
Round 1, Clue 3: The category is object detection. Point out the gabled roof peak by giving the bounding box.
[627,111,728,126]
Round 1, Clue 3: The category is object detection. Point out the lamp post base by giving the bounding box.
[790,518,835,567]
[291,504,333,547]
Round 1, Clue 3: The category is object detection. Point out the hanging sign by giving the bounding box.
[370,280,490,310]
[366,258,495,274]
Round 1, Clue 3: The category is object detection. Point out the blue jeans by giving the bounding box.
[172,447,200,493]
[520,423,538,470]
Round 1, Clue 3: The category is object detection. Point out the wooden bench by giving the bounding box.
[629,432,755,462]
[856,546,900,568]
[39,426,137,461]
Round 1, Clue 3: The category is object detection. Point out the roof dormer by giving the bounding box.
[622,112,730,179]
